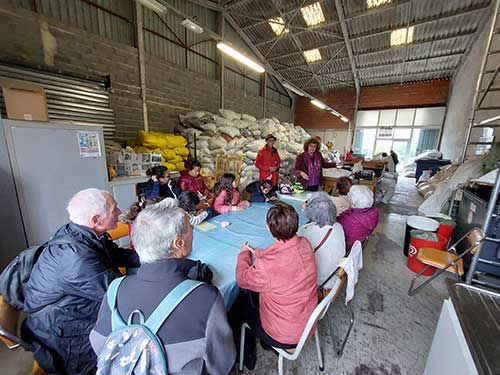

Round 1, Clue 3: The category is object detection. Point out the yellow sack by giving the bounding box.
[162,162,176,170]
[133,146,153,154]
[161,149,177,161]
[138,130,168,149]
[174,147,190,156]
[176,162,185,171]
[169,155,183,164]
[165,134,187,149]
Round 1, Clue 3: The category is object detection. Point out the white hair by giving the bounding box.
[131,198,188,264]
[348,185,374,208]
[304,191,337,227]
[67,188,108,226]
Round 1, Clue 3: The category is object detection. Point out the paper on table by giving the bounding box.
[196,221,217,231]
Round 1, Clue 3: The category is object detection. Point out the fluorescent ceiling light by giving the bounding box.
[303,48,322,63]
[269,17,288,36]
[138,0,167,14]
[367,0,392,9]
[217,42,265,73]
[282,82,305,96]
[311,99,326,109]
[181,19,204,34]
[391,26,414,46]
[301,2,325,27]
[340,116,349,123]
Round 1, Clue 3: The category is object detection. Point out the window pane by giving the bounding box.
[377,127,393,138]
[353,129,376,157]
[396,109,415,126]
[410,128,439,156]
[379,110,396,126]
[393,128,412,139]
[357,111,379,127]
[374,140,393,155]
[392,141,408,159]
[414,107,445,126]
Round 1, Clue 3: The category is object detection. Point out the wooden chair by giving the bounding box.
[0,296,44,375]
[214,154,244,186]
[408,228,485,296]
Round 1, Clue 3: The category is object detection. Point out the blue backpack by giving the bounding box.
[96,277,203,375]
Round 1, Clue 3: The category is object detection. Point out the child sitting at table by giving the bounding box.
[178,191,214,225]
[122,197,163,249]
[213,173,251,214]
[245,180,278,203]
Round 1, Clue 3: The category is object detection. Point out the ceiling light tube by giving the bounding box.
[181,19,204,34]
[282,82,305,96]
[216,42,265,73]
[137,0,167,14]
[340,116,349,123]
[311,99,326,109]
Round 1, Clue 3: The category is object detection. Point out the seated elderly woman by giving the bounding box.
[337,183,379,250]
[298,192,346,289]
[232,202,317,369]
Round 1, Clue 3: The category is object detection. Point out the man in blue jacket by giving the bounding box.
[21,188,140,374]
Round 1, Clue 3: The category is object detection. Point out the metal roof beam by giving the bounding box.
[184,0,222,12]
[335,0,360,95]
[267,40,345,61]
[361,68,455,81]
[350,3,490,41]
[354,30,475,58]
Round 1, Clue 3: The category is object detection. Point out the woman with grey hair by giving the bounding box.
[298,191,346,289]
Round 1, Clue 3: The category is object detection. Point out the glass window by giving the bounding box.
[374,139,392,155]
[395,109,415,126]
[414,107,445,126]
[377,127,393,138]
[379,110,396,126]
[393,128,412,139]
[353,129,376,157]
[392,141,408,158]
[410,128,439,156]
[357,111,379,127]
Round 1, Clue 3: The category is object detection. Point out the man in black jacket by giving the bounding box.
[21,188,140,374]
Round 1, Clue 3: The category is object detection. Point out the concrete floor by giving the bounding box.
[1,177,449,375]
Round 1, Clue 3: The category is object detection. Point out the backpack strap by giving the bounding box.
[314,227,333,253]
[106,276,127,331]
[145,280,203,334]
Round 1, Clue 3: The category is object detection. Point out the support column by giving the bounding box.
[134,0,149,131]
[260,72,267,118]
[217,11,225,110]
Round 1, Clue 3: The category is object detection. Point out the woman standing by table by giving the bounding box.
[294,137,336,191]
[255,134,281,187]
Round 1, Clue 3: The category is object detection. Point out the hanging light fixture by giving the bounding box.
[216,42,265,73]
[137,0,167,14]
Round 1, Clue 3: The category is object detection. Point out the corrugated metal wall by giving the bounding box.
[0,63,115,138]
[11,0,292,108]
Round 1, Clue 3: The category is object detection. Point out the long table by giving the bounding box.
[189,198,308,308]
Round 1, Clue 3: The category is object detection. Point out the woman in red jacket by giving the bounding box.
[255,134,281,186]
[178,159,210,199]
[233,202,318,369]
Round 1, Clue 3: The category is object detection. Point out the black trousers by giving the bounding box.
[228,290,296,354]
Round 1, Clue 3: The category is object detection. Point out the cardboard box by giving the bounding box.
[1,80,49,121]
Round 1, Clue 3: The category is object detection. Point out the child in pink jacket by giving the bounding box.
[233,202,318,369]
[213,173,250,214]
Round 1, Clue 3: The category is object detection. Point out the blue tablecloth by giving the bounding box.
[189,198,307,308]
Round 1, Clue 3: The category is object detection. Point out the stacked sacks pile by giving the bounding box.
[178,109,311,186]
[131,130,189,171]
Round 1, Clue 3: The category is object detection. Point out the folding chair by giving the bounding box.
[0,296,44,375]
[408,228,485,296]
[319,268,355,357]
[238,285,338,374]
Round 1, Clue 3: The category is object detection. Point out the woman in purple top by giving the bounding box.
[293,138,336,191]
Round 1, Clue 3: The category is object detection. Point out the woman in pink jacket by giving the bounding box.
[234,202,318,369]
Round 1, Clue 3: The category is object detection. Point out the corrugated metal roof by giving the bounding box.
[222,0,493,92]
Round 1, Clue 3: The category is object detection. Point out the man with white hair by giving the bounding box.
[21,188,140,375]
[90,198,236,374]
